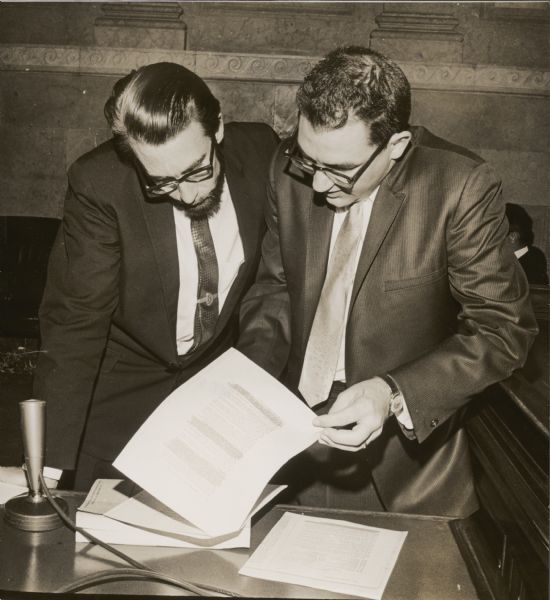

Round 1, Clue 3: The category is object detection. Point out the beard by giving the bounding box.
[173,152,225,220]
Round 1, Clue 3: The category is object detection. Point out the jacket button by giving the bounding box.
[430,418,439,428]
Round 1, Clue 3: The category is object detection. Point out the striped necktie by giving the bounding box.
[190,217,219,351]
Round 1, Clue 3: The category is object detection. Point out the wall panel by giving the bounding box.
[0,1,548,263]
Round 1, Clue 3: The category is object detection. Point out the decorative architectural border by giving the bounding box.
[1,44,549,96]
[199,2,354,16]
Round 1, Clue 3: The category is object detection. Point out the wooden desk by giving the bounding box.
[464,296,549,600]
[0,495,479,598]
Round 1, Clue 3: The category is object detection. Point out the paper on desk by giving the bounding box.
[76,510,251,548]
[76,478,255,548]
[0,482,27,505]
[240,512,407,600]
[107,480,286,537]
[114,348,319,537]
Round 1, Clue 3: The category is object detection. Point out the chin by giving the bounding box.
[326,195,356,210]
[179,195,222,220]
[174,167,225,219]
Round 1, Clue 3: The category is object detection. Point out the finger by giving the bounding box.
[318,436,367,452]
[313,404,363,428]
[322,421,374,447]
[365,425,384,445]
[312,387,360,425]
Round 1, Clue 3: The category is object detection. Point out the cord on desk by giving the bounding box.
[55,567,224,595]
[38,473,240,596]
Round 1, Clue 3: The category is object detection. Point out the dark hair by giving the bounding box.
[296,46,411,146]
[506,203,534,247]
[104,62,221,153]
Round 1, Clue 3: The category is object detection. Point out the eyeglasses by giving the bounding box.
[284,134,386,194]
[141,138,216,199]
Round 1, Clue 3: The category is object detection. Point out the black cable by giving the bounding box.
[39,473,239,596]
[55,567,223,594]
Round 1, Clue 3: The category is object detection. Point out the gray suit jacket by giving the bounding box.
[238,126,537,517]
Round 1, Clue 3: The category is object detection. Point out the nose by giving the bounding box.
[172,181,197,205]
[311,170,336,194]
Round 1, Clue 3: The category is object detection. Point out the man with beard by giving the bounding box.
[1,62,278,490]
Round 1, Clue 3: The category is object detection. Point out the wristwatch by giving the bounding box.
[380,373,403,418]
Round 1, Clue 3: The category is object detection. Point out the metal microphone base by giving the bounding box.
[4,493,68,531]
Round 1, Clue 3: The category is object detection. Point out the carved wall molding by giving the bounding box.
[0,44,548,97]
[371,7,464,62]
[374,10,462,36]
[95,3,187,49]
[198,2,354,16]
[97,2,186,24]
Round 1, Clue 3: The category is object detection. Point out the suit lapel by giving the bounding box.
[350,185,406,309]
[212,147,258,336]
[224,150,257,264]
[139,189,179,355]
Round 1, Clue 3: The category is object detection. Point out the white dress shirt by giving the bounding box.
[173,178,244,355]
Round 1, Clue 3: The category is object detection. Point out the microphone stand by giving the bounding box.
[4,399,68,531]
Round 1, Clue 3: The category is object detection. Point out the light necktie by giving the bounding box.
[190,217,219,351]
[299,201,364,407]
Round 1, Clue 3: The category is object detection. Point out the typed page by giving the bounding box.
[114,348,320,536]
[240,512,407,599]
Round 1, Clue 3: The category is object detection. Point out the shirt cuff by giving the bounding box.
[383,373,414,431]
[396,394,414,430]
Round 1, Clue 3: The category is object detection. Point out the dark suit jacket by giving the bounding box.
[34,122,279,472]
[238,126,538,517]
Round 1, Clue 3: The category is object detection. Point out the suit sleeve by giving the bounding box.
[237,149,291,377]
[390,163,538,443]
[33,164,120,470]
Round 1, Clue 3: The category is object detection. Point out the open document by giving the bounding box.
[240,512,407,599]
[76,479,285,548]
[114,348,320,537]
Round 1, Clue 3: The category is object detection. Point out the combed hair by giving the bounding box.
[104,62,220,153]
[296,46,411,146]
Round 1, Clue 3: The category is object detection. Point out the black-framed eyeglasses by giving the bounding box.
[284,133,387,194]
[140,138,216,199]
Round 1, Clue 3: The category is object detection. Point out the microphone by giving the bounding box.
[21,399,45,497]
[4,399,68,531]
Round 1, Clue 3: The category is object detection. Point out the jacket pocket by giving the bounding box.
[384,267,447,292]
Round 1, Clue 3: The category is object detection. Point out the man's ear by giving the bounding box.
[508,231,521,246]
[215,115,224,144]
[388,130,412,161]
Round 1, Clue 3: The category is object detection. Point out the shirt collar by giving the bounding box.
[514,246,528,259]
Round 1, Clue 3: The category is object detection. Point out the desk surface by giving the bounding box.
[0,492,479,598]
